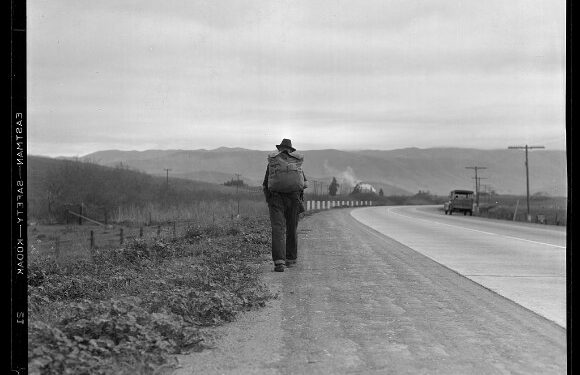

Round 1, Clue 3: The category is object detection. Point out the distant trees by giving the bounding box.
[328,177,340,196]
[403,190,446,205]
[379,188,384,197]
[224,178,246,187]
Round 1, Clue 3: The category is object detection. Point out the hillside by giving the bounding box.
[27,155,244,222]
[77,147,568,197]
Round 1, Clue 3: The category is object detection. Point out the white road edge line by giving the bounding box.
[384,207,566,249]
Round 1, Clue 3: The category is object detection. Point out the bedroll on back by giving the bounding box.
[267,152,305,193]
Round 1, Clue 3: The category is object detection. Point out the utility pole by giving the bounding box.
[235,173,241,192]
[163,168,172,189]
[235,173,241,216]
[472,177,488,204]
[508,145,545,221]
[465,166,487,211]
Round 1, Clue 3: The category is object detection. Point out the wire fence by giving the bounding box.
[29,198,268,263]
[29,196,378,263]
[28,219,214,262]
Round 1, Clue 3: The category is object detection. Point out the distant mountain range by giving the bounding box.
[72,147,567,196]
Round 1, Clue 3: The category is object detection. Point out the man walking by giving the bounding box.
[263,139,307,272]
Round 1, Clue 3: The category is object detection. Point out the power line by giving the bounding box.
[472,176,488,188]
[508,145,545,221]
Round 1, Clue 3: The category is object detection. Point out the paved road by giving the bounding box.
[351,205,567,328]
[174,209,567,375]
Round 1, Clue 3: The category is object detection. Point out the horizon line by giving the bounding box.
[28,145,568,159]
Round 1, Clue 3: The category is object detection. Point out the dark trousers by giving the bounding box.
[267,192,300,264]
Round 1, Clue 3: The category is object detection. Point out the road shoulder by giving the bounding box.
[173,261,284,375]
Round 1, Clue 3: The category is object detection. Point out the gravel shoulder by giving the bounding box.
[173,209,566,375]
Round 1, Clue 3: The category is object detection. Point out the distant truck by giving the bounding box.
[444,190,474,216]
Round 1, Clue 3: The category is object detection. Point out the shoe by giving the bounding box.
[285,259,297,267]
[274,264,285,272]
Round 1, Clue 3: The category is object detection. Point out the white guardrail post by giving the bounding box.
[304,200,376,211]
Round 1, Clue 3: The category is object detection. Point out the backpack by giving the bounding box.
[267,151,305,193]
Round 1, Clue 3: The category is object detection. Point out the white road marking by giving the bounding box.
[387,207,566,249]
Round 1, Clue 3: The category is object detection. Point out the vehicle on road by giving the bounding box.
[444,190,474,216]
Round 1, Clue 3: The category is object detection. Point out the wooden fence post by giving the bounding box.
[173,222,176,239]
[89,231,95,261]
[157,225,161,237]
[139,227,143,238]
[120,228,124,245]
[55,237,60,261]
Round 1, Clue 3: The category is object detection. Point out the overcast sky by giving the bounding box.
[28,0,566,157]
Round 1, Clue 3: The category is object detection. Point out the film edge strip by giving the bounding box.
[11,0,27,373]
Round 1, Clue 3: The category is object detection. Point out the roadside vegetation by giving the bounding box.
[27,156,263,225]
[476,193,567,226]
[28,157,274,374]
[28,214,274,375]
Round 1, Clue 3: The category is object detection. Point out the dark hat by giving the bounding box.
[276,138,296,152]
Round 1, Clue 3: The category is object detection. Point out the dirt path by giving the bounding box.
[173,209,566,374]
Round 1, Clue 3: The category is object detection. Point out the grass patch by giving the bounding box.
[28,215,274,375]
[477,194,567,225]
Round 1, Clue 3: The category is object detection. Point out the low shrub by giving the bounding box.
[29,215,273,375]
